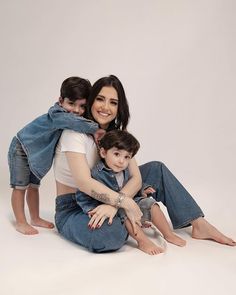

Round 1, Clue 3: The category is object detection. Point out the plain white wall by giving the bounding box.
[1,0,236,218]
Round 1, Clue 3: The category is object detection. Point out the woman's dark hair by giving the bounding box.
[85,75,130,130]
[99,130,140,157]
[60,76,91,102]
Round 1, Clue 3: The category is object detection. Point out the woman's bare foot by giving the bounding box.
[16,222,39,235]
[138,238,164,255]
[31,218,54,229]
[192,217,236,246]
[164,233,186,247]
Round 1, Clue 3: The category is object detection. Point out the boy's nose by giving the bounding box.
[74,106,81,114]
[119,158,124,164]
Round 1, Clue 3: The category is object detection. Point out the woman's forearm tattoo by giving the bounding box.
[91,190,111,204]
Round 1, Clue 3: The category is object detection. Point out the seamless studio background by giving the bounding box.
[1,1,236,295]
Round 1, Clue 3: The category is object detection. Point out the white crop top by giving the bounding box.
[54,129,99,188]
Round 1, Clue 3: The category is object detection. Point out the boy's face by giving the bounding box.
[59,97,86,116]
[100,147,132,173]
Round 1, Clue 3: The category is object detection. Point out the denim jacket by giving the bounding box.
[16,102,98,180]
[75,160,130,213]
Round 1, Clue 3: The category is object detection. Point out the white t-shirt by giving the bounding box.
[115,171,124,190]
[54,129,99,188]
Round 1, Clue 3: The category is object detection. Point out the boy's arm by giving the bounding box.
[51,109,98,134]
[66,152,142,211]
[120,158,142,198]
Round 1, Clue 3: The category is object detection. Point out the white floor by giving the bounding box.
[1,176,236,295]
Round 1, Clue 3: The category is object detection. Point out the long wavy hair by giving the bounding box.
[85,75,130,130]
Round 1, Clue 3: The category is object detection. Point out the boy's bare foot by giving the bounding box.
[164,233,186,247]
[31,218,54,229]
[192,217,236,246]
[16,222,39,235]
[138,238,164,255]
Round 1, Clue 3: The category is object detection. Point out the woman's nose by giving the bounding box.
[101,100,109,110]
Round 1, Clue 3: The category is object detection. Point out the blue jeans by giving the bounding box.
[139,161,204,229]
[55,161,204,252]
[55,194,128,253]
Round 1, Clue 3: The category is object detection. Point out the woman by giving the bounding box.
[54,75,235,253]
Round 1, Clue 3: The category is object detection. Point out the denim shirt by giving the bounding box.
[76,160,130,213]
[16,102,98,180]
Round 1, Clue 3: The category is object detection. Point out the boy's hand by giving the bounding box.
[142,187,156,198]
[93,129,106,145]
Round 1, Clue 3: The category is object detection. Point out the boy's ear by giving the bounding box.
[58,97,63,106]
[99,147,106,159]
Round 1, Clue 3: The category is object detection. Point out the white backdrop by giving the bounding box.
[1,0,236,219]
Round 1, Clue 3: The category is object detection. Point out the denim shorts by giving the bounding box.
[137,196,159,222]
[8,137,40,189]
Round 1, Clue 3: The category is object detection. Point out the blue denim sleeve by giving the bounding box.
[50,106,98,134]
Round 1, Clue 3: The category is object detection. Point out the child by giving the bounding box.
[76,130,186,255]
[8,76,101,235]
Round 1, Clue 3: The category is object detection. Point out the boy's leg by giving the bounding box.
[151,204,186,247]
[26,186,54,229]
[125,218,164,255]
[11,188,38,235]
[139,161,235,246]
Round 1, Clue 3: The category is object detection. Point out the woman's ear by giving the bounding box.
[99,147,107,159]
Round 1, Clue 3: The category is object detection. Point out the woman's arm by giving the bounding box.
[65,152,142,230]
[66,151,121,205]
[120,157,142,198]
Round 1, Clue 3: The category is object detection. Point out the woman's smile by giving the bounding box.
[91,86,118,129]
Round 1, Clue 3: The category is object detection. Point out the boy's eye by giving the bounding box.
[114,152,120,156]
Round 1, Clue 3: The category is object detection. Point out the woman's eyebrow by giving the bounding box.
[110,98,119,102]
[97,95,118,101]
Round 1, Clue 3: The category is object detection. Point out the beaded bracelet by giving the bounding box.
[115,192,126,208]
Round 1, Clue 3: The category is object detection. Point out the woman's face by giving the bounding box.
[91,86,118,129]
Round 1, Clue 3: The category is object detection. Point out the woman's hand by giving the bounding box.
[122,197,143,235]
[93,128,106,145]
[88,204,118,229]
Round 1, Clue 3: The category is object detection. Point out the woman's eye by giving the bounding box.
[96,97,103,101]
[111,101,118,106]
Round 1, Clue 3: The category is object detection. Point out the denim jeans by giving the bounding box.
[138,161,204,229]
[55,161,204,252]
[55,194,128,253]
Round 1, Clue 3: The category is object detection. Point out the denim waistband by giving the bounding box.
[56,193,76,205]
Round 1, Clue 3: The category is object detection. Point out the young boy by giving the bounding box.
[8,76,100,235]
[76,130,186,255]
